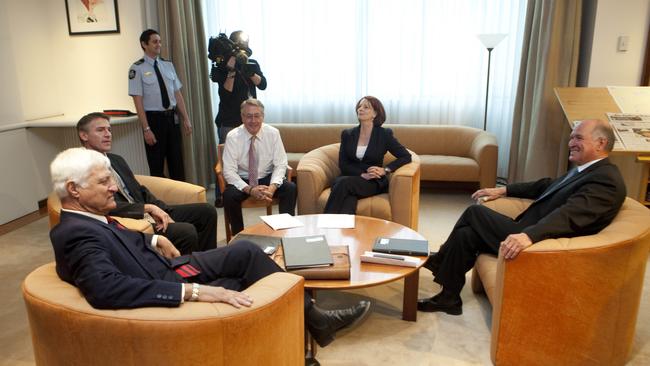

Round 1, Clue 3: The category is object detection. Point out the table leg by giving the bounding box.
[402,269,419,321]
[306,289,318,357]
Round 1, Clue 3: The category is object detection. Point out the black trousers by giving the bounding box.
[188,240,313,310]
[156,203,218,255]
[430,204,526,294]
[223,175,297,236]
[145,110,185,181]
[324,175,383,214]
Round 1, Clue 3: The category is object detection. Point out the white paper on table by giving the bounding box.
[259,213,304,230]
[316,214,355,228]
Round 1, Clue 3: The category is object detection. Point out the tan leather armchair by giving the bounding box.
[23,262,305,366]
[297,143,421,230]
[47,175,207,232]
[471,197,650,366]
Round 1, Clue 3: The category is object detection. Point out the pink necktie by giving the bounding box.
[248,135,258,187]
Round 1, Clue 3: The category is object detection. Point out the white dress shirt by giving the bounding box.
[222,124,288,191]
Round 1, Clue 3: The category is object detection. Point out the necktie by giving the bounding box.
[537,168,579,201]
[174,263,201,278]
[248,135,258,187]
[109,167,155,224]
[154,59,170,109]
[106,216,126,230]
[110,167,135,203]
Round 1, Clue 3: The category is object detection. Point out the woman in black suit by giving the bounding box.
[324,96,411,214]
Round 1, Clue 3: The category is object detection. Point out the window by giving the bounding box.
[202,0,528,176]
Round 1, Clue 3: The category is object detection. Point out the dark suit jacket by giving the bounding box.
[107,153,170,218]
[51,211,188,309]
[507,158,626,242]
[339,125,411,190]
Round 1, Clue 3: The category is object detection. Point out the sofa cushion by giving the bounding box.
[286,152,303,171]
[419,155,479,182]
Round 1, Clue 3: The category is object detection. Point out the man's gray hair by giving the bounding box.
[240,98,265,114]
[50,148,110,198]
[590,119,616,152]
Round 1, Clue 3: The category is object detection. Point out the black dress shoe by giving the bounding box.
[422,252,439,274]
[305,356,320,366]
[417,295,462,315]
[307,300,372,347]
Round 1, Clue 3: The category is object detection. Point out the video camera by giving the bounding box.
[208,32,256,79]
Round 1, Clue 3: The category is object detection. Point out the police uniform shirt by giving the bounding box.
[128,54,182,111]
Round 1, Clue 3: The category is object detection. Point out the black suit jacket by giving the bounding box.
[51,211,188,309]
[507,158,626,242]
[107,153,170,218]
[339,126,411,190]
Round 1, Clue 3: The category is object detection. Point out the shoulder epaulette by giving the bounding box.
[134,58,144,65]
[159,57,168,62]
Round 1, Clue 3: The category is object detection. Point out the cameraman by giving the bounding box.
[212,31,267,143]
[211,31,266,207]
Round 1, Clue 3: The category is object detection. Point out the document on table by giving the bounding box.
[260,213,304,230]
[316,214,355,229]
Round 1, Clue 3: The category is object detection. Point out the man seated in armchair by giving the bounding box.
[418,119,626,315]
[49,147,371,363]
[222,98,297,236]
[77,112,217,254]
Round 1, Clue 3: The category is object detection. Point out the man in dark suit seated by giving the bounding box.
[49,147,371,360]
[77,112,216,254]
[418,119,626,315]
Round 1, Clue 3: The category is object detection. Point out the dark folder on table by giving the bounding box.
[281,235,333,270]
[372,237,429,256]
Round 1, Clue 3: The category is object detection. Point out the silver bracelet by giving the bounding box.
[190,283,200,301]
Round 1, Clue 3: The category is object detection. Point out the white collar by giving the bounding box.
[577,157,605,173]
[61,208,108,224]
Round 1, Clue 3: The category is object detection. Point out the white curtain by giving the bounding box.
[202,0,527,177]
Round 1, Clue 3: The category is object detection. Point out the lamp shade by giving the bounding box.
[477,33,507,49]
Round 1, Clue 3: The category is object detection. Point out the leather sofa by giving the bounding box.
[296,143,421,229]
[23,262,305,366]
[471,197,650,366]
[273,123,498,188]
[47,175,207,232]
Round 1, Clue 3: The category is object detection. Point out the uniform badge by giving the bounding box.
[129,69,136,79]
[144,71,153,76]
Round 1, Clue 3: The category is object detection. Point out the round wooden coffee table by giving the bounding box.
[237,214,428,322]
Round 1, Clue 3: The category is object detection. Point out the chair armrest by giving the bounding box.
[388,152,421,229]
[135,175,206,205]
[482,197,533,220]
[468,132,498,188]
[297,144,340,215]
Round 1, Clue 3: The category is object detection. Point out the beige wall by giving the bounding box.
[588,0,650,87]
[0,0,147,224]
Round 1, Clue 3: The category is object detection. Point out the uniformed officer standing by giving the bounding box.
[129,29,192,181]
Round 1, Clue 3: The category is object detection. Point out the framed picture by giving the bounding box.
[65,0,120,35]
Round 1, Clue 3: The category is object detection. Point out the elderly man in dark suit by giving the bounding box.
[49,147,371,361]
[418,119,626,315]
[77,112,216,254]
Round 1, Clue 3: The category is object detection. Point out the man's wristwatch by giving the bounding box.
[384,167,392,174]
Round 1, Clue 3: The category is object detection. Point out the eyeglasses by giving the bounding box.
[244,113,263,120]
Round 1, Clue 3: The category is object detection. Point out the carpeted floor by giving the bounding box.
[1,187,648,365]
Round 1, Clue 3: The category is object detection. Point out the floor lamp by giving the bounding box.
[477,34,506,131]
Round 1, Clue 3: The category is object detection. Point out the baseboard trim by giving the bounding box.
[0,207,47,236]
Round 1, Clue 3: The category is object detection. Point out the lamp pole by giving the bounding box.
[483,47,493,131]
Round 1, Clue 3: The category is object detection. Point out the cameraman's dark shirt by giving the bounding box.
[213,59,267,128]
